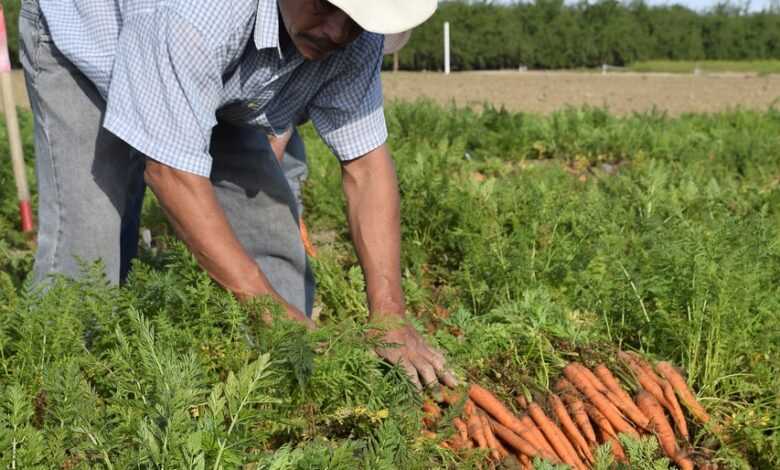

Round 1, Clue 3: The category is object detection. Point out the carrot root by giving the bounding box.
[564,363,640,439]
[518,453,534,470]
[479,412,504,461]
[561,391,598,446]
[468,384,555,456]
[661,378,689,440]
[655,361,712,426]
[636,391,680,461]
[598,424,628,463]
[549,394,594,464]
[527,402,588,470]
[453,417,469,443]
[467,413,488,450]
[594,363,652,430]
[490,418,561,464]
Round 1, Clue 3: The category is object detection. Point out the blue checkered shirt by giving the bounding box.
[39,0,388,176]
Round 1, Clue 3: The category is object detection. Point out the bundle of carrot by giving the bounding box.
[423,351,715,469]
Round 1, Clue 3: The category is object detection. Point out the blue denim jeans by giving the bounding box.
[19,0,314,315]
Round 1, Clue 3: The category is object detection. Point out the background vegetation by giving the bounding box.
[1,101,779,467]
[627,59,780,74]
[3,0,780,71]
[387,0,780,70]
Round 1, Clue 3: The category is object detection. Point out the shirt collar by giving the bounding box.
[254,0,284,58]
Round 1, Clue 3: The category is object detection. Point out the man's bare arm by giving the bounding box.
[341,144,405,318]
[144,159,314,328]
[341,144,457,388]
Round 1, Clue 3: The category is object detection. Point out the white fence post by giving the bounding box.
[444,21,450,75]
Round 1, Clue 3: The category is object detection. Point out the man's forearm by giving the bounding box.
[341,144,406,319]
[144,160,311,326]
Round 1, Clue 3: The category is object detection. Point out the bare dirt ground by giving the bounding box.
[382,70,780,115]
[6,70,779,116]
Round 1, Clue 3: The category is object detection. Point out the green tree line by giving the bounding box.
[2,0,779,70]
[387,0,780,70]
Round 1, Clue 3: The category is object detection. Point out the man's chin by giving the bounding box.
[300,49,334,61]
[295,39,335,61]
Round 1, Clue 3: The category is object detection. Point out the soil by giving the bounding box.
[381,70,780,115]
[7,69,779,116]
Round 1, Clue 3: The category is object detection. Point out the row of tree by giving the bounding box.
[385,0,780,70]
[2,0,778,71]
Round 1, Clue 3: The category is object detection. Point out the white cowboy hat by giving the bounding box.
[383,30,412,55]
[330,0,437,35]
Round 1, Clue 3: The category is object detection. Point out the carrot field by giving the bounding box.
[1,103,779,468]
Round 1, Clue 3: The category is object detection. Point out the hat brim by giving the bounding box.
[383,31,412,55]
[330,0,437,34]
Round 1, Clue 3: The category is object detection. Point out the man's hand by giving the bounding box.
[373,320,459,390]
[341,144,459,389]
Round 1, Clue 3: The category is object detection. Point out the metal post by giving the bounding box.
[444,21,450,75]
[0,6,33,233]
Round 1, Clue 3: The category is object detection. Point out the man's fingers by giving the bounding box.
[400,359,423,390]
[412,356,439,389]
[437,368,460,388]
[424,348,446,370]
[427,346,446,365]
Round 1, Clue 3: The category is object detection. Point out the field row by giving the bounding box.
[1,105,778,468]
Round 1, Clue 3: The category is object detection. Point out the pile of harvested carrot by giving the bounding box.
[423,351,715,469]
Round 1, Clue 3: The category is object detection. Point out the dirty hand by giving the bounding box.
[373,320,459,390]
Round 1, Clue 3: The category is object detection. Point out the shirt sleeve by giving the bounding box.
[102,9,221,177]
[307,34,388,162]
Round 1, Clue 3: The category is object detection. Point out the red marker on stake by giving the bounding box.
[0,6,33,233]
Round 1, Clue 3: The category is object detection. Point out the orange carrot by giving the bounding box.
[561,391,598,446]
[468,384,552,454]
[518,453,534,470]
[637,391,696,470]
[464,399,477,418]
[467,413,488,450]
[422,400,442,428]
[520,413,560,460]
[563,364,640,439]
[673,450,695,470]
[527,402,588,470]
[479,412,504,461]
[493,436,510,460]
[655,361,712,425]
[621,353,690,437]
[440,388,464,406]
[585,404,618,440]
[549,394,594,464]
[636,391,679,460]
[299,217,316,258]
[594,364,652,430]
[489,418,561,464]
[444,433,470,452]
[619,351,671,409]
[587,404,628,463]
[453,417,469,443]
[661,378,689,440]
[570,362,609,394]
[625,352,664,383]
[597,423,627,463]
[554,378,577,394]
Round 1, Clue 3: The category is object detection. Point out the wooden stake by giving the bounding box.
[0,6,33,233]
